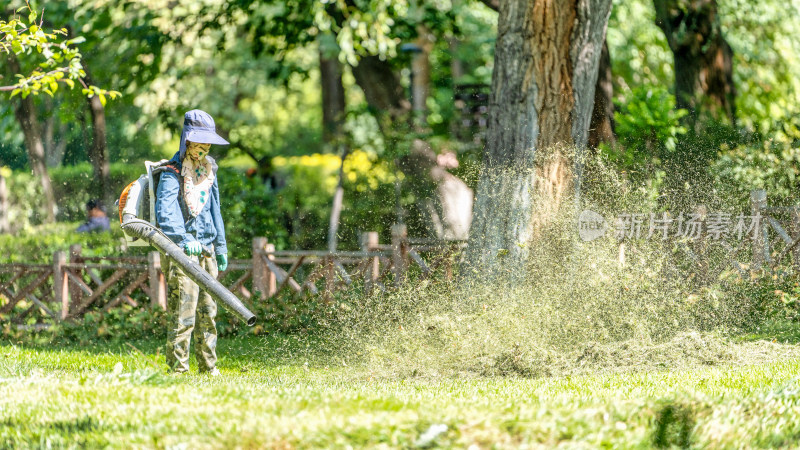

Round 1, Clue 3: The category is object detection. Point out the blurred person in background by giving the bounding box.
[76,199,110,233]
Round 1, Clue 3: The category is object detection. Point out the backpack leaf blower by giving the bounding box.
[118,161,256,326]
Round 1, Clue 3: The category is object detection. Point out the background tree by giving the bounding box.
[2,0,798,257]
[654,0,735,126]
[478,0,616,150]
[1,2,119,222]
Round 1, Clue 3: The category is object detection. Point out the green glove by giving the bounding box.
[216,253,228,271]
[184,241,203,256]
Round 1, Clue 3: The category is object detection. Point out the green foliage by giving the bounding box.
[605,86,688,203]
[607,0,800,211]
[0,222,125,264]
[221,151,399,253]
[0,2,119,100]
[4,150,400,257]
[3,163,142,227]
[712,140,800,203]
[720,0,800,139]
[23,308,169,347]
[607,0,673,102]
[217,167,289,254]
[612,86,688,170]
[730,271,800,323]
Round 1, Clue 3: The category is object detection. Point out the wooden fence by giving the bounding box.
[614,190,800,277]
[0,224,462,327]
[6,188,798,328]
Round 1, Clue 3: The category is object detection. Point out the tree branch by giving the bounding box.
[0,67,70,91]
[477,0,499,12]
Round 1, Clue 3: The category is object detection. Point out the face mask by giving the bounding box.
[186,141,211,160]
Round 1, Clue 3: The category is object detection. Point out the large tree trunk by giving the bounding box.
[7,56,57,223]
[83,70,112,209]
[465,0,613,275]
[588,39,616,149]
[654,0,736,125]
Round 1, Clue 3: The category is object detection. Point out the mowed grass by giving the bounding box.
[2,331,800,449]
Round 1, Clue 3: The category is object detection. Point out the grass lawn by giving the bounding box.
[2,324,800,449]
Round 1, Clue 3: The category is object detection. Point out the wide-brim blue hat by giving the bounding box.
[183,109,229,145]
[186,128,229,145]
[179,109,229,161]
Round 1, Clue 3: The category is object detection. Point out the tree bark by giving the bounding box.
[588,39,616,149]
[654,0,736,125]
[465,0,613,276]
[7,56,57,223]
[83,69,112,209]
[319,36,346,145]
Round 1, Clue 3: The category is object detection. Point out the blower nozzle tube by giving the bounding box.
[121,218,257,326]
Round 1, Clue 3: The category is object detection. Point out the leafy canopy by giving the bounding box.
[0,1,119,103]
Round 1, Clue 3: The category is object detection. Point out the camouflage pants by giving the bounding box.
[165,254,218,373]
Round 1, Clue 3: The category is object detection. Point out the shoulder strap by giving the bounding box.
[163,163,180,176]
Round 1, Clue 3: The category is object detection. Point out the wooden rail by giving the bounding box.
[0,226,464,328]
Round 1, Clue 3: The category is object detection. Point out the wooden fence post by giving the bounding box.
[324,255,335,302]
[443,241,455,281]
[252,237,276,299]
[392,224,408,286]
[252,237,267,299]
[0,171,8,233]
[53,251,69,320]
[265,243,277,297]
[68,244,83,310]
[751,189,767,268]
[361,231,379,293]
[148,252,166,310]
[64,244,83,313]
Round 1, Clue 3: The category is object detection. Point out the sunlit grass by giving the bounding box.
[2,332,800,448]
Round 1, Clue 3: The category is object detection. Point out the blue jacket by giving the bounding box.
[155,151,227,255]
